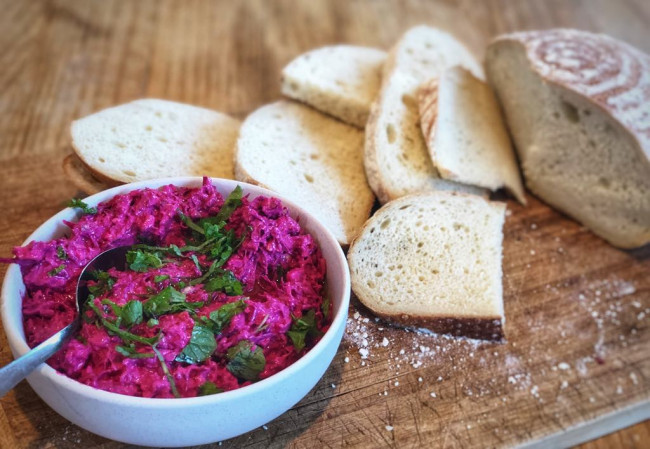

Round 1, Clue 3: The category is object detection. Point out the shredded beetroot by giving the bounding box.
[12,178,329,398]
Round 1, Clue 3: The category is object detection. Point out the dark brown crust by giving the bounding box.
[371,310,504,342]
[62,153,116,195]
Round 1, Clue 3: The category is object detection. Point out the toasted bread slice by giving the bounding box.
[486,29,650,248]
[348,191,506,340]
[418,66,526,204]
[281,45,386,128]
[71,99,240,184]
[365,26,486,204]
[235,100,374,246]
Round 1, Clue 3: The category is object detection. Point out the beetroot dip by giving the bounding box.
[10,178,329,398]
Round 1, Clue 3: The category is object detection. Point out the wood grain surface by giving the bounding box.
[0,0,649,448]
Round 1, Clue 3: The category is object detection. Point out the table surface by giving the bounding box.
[0,1,649,448]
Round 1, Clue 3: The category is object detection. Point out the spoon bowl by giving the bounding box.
[0,245,131,397]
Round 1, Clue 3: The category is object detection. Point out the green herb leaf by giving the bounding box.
[143,286,186,317]
[205,299,246,333]
[178,212,206,235]
[126,249,163,272]
[147,318,159,327]
[88,270,116,297]
[204,271,243,296]
[286,309,322,352]
[67,198,97,215]
[56,246,67,260]
[321,296,331,320]
[115,345,154,359]
[198,381,223,396]
[86,300,158,346]
[175,325,217,364]
[121,300,143,328]
[226,340,265,381]
[154,274,170,283]
[214,186,243,223]
[152,345,180,398]
[189,259,222,286]
[201,221,224,241]
[48,264,65,276]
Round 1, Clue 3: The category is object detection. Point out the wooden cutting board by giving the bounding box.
[0,1,648,448]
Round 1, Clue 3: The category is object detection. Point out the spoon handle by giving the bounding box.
[0,322,79,397]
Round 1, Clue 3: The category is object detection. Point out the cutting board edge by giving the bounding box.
[516,399,650,449]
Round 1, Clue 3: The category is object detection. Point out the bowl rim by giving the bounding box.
[1,176,350,406]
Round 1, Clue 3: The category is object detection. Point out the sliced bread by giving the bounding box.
[235,100,375,246]
[348,192,506,340]
[281,45,386,128]
[486,29,650,248]
[71,99,241,184]
[365,25,486,204]
[418,66,526,204]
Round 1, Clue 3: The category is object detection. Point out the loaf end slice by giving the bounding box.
[348,192,506,340]
[418,66,526,204]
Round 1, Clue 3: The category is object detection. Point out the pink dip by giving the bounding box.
[12,178,329,398]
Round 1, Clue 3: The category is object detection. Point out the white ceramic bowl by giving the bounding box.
[1,177,350,447]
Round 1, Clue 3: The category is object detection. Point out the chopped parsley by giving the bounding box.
[48,264,65,276]
[226,340,266,381]
[88,270,116,296]
[175,325,217,364]
[153,274,170,283]
[198,299,247,334]
[142,286,202,318]
[286,309,322,352]
[67,198,97,215]
[56,246,67,260]
[126,249,163,272]
[198,381,223,396]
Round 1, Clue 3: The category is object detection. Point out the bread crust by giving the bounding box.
[370,310,504,341]
[62,152,119,195]
[69,133,126,187]
[489,30,650,168]
[363,97,393,204]
[487,30,650,248]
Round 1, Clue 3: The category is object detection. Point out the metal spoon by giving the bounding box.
[0,245,130,397]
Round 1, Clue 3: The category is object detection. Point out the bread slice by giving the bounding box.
[348,192,506,340]
[418,66,526,204]
[235,100,375,246]
[62,153,114,195]
[364,25,487,204]
[486,29,650,248]
[71,99,241,184]
[281,45,386,128]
